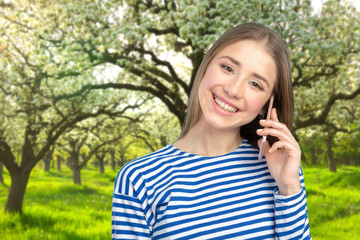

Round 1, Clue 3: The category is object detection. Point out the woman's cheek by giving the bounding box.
[247,95,267,115]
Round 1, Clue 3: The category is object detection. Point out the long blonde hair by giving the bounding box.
[179,22,294,148]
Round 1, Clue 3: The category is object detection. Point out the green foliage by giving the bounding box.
[298,127,327,165]
[129,100,181,152]
[333,129,360,165]
[298,97,360,167]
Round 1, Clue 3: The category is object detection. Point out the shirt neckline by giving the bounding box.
[167,139,248,158]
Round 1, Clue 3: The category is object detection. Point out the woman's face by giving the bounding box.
[198,39,277,133]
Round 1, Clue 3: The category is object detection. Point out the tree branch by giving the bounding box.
[0,139,19,174]
[52,82,185,124]
[128,45,189,93]
[30,101,142,170]
[295,87,360,129]
[147,27,179,36]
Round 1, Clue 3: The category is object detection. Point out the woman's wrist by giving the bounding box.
[277,182,301,196]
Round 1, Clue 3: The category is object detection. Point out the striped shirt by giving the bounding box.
[112,140,311,239]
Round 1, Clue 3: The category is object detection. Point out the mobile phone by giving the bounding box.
[258,95,274,160]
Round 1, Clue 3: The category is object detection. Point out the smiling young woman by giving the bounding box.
[112,22,311,240]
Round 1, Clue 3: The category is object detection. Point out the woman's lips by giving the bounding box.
[212,93,240,113]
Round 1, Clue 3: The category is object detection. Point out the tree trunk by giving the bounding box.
[93,160,98,168]
[111,150,116,171]
[56,156,61,171]
[99,157,104,174]
[96,151,106,174]
[0,161,4,184]
[43,147,55,172]
[311,145,317,165]
[300,152,308,165]
[326,133,337,172]
[44,156,51,172]
[120,156,125,167]
[51,156,55,168]
[70,151,82,185]
[73,167,81,185]
[5,170,31,213]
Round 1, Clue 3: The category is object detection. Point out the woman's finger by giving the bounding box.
[257,127,295,144]
[259,119,296,142]
[268,140,297,153]
[260,119,288,131]
[271,108,279,122]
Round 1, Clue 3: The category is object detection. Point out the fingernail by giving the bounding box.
[257,129,263,132]
[260,120,266,123]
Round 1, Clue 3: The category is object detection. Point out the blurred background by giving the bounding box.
[0,0,359,239]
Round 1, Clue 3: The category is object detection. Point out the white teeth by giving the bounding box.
[214,96,237,113]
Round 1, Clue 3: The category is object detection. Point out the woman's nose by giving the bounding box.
[223,78,244,99]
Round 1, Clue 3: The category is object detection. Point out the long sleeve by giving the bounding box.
[112,193,152,239]
[273,167,311,239]
[112,169,153,240]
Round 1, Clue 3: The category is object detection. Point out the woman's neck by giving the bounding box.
[173,118,243,157]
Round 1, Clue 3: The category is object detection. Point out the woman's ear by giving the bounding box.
[258,108,266,119]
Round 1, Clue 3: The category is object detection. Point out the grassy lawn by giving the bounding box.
[0,167,117,240]
[304,166,360,239]
[0,165,360,239]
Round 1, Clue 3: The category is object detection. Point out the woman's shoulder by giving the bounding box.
[113,144,183,194]
[117,144,182,176]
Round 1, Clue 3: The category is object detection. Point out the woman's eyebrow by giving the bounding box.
[219,56,240,66]
[253,73,270,88]
[219,56,270,88]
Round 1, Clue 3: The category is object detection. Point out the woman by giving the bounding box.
[112,22,311,239]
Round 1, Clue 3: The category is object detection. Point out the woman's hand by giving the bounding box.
[257,108,301,196]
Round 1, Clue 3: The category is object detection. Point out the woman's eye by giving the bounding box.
[221,64,234,74]
[249,81,263,90]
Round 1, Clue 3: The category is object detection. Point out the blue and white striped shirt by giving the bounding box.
[112,140,311,239]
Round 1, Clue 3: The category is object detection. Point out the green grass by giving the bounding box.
[1,165,360,239]
[304,166,360,239]
[0,167,116,240]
